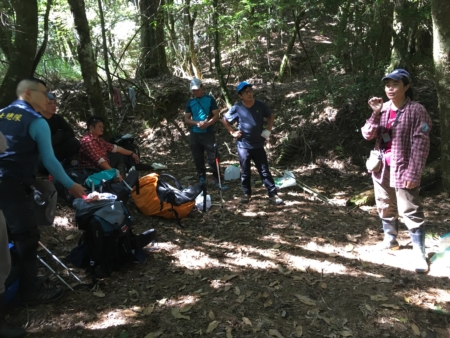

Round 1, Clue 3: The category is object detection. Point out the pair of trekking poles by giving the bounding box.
[37,241,82,292]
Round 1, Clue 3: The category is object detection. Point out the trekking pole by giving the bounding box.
[38,241,82,284]
[37,254,75,292]
[213,144,224,220]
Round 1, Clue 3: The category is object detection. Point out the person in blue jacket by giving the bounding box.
[0,78,85,307]
[0,131,26,337]
[184,78,225,188]
[222,82,283,205]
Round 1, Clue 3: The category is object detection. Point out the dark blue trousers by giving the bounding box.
[237,146,277,197]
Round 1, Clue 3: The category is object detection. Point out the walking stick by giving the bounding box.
[38,241,82,284]
[214,144,224,220]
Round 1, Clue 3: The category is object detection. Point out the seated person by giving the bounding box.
[41,93,80,162]
[78,116,139,175]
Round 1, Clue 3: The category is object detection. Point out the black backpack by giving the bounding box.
[111,134,140,171]
[156,173,205,227]
[71,199,156,278]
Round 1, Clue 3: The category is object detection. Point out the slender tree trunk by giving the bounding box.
[0,0,38,108]
[431,0,450,193]
[279,12,301,81]
[97,0,116,132]
[138,0,169,78]
[32,0,52,74]
[390,0,413,69]
[185,0,201,79]
[212,0,231,107]
[67,0,108,127]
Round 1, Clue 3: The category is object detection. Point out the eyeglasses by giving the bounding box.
[29,89,48,96]
[241,89,253,95]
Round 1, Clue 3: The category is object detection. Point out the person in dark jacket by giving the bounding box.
[40,92,80,162]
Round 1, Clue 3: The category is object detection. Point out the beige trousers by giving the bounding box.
[373,167,424,229]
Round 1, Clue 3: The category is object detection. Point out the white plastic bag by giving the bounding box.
[195,192,211,211]
[224,165,240,181]
[274,170,296,189]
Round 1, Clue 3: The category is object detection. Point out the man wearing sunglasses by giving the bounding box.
[222,81,282,205]
[0,78,85,307]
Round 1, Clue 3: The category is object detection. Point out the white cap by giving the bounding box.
[190,78,202,90]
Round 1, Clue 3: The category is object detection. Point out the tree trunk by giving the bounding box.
[185,0,201,79]
[67,0,108,128]
[390,0,414,69]
[138,0,169,78]
[32,0,52,74]
[98,0,116,133]
[431,0,450,193]
[279,14,299,81]
[212,0,231,107]
[0,0,38,108]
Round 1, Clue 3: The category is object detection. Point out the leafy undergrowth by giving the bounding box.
[5,134,450,338]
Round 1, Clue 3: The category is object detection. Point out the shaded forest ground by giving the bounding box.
[4,24,450,338]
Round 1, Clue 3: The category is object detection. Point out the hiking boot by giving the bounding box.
[240,195,251,204]
[410,227,428,273]
[269,195,283,205]
[21,287,64,304]
[379,236,400,250]
[0,320,26,338]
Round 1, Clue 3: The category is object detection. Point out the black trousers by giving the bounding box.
[189,132,219,180]
[0,177,40,294]
[53,137,80,162]
[237,146,277,197]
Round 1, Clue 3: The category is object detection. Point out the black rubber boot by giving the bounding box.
[409,227,428,273]
[0,293,26,338]
[381,219,399,250]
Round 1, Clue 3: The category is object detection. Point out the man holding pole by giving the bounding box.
[222,81,282,205]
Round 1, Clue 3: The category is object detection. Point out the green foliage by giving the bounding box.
[37,57,82,82]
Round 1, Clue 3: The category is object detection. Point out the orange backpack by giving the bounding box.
[132,173,195,221]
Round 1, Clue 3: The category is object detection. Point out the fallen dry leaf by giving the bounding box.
[242,317,252,326]
[340,330,353,337]
[234,286,241,296]
[320,282,327,289]
[143,304,155,316]
[370,294,388,301]
[93,291,105,298]
[206,320,219,333]
[411,323,420,336]
[157,298,167,306]
[294,325,303,337]
[345,244,354,252]
[273,244,281,249]
[268,329,285,338]
[208,310,215,320]
[345,234,358,243]
[65,234,76,241]
[171,308,190,320]
[226,327,233,338]
[221,274,238,282]
[381,304,400,310]
[180,305,192,313]
[295,294,316,306]
[144,330,163,338]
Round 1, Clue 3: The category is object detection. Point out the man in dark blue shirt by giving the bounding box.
[222,82,282,205]
[185,78,225,188]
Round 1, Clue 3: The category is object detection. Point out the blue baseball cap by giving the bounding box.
[382,69,411,82]
[47,92,56,100]
[237,81,252,93]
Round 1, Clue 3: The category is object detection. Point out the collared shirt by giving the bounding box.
[361,98,432,188]
[78,133,117,168]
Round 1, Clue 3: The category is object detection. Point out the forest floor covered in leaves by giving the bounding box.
[4,77,450,338]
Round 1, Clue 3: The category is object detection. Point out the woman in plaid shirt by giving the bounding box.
[362,69,432,273]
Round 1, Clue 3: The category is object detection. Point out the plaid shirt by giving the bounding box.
[78,133,116,168]
[361,98,432,188]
